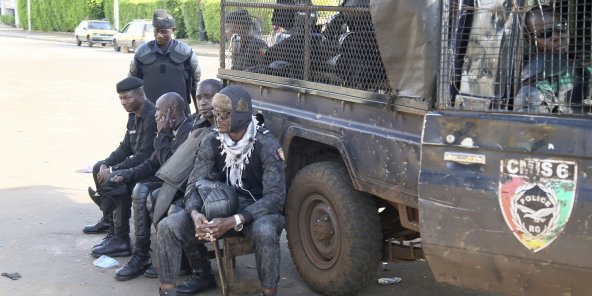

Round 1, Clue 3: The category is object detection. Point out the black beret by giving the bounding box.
[153,9,175,29]
[116,77,143,93]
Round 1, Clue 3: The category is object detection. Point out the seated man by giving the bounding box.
[156,85,286,296]
[226,9,268,71]
[514,6,574,113]
[84,77,156,253]
[92,92,191,258]
[113,79,222,281]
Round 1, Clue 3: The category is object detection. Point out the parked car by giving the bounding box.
[74,20,117,47]
[112,20,154,53]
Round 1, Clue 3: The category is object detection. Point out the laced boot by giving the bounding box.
[177,243,216,295]
[91,234,132,258]
[115,250,151,281]
[83,216,111,234]
[91,218,114,249]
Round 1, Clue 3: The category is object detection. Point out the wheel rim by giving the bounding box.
[298,193,340,270]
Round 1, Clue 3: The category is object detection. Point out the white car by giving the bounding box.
[74,20,117,47]
[112,20,154,53]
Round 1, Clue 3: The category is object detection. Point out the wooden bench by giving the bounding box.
[209,236,261,296]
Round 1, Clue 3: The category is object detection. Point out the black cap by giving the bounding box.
[116,77,143,93]
[153,9,175,29]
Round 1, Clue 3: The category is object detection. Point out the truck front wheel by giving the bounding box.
[286,161,381,295]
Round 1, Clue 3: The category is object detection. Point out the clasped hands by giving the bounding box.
[191,210,234,242]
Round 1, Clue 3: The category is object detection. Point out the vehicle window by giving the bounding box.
[144,23,154,32]
[88,22,112,30]
[438,0,592,115]
[121,24,130,33]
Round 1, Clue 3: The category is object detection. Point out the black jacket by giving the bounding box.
[103,100,157,171]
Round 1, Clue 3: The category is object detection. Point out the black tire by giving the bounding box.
[286,161,382,296]
[113,40,120,52]
[131,41,137,52]
[101,43,107,47]
[76,36,81,46]
[86,36,93,47]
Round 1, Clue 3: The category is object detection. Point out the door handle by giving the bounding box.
[444,152,486,165]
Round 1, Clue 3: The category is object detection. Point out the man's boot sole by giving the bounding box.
[91,249,132,258]
[82,226,109,234]
[176,284,216,296]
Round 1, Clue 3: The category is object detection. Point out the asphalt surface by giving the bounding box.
[0,28,497,296]
[0,24,220,57]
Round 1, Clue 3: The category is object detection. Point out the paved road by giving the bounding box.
[0,36,497,296]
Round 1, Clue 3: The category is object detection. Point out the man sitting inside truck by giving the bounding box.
[226,9,268,71]
[514,6,574,113]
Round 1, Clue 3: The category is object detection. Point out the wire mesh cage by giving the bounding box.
[439,0,592,114]
[221,0,392,94]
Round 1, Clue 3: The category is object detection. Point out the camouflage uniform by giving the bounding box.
[155,127,286,289]
[514,53,574,113]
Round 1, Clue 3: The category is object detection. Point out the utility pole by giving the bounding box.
[114,0,119,30]
[27,0,30,31]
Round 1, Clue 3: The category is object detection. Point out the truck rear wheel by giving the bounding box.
[286,161,381,295]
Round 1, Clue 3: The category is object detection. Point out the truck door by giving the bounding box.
[418,0,592,295]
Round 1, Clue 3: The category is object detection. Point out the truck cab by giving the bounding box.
[217,0,592,295]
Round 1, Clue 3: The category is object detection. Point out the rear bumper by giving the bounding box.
[425,244,592,296]
[90,36,113,43]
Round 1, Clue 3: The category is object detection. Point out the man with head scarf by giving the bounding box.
[156,85,286,296]
[129,9,201,115]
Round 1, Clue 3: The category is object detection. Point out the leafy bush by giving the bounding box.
[0,15,15,27]
[15,0,198,38]
[17,0,104,31]
[202,0,221,42]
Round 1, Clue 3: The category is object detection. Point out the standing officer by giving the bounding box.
[156,85,286,296]
[83,77,157,253]
[129,9,201,114]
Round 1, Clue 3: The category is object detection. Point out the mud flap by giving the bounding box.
[418,111,592,295]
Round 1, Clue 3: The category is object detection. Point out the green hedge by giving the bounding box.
[16,0,200,39]
[103,0,199,39]
[17,0,104,31]
[0,15,15,27]
[202,0,221,42]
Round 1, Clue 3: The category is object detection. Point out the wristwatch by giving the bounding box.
[233,214,243,232]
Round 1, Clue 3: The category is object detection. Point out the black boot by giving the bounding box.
[177,243,216,295]
[115,250,151,281]
[176,269,216,295]
[144,264,158,278]
[91,234,132,258]
[92,232,113,249]
[83,217,111,234]
[143,263,191,278]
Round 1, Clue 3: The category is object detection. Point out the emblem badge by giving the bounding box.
[499,158,576,252]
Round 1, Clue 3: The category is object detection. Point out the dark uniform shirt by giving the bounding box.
[184,127,286,224]
[116,116,194,183]
[103,100,157,171]
[230,35,268,71]
[129,39,201,106]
